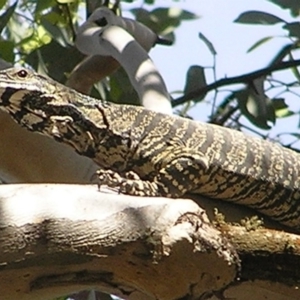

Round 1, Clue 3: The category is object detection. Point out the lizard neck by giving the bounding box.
[0,71,148,172]
[42,98,144,172]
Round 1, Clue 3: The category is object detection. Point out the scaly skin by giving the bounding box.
[0,67,300,230]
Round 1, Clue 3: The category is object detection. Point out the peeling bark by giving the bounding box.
[0,184,239,300]
[1,184,300,299]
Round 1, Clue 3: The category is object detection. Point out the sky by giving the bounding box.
[123,0,300,144]
[147,0,294,88]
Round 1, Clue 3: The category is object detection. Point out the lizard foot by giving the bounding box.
[96,169,159,196]
[96,169,124,190]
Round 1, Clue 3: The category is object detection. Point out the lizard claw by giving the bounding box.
[96,169,124,191]
[124,170,141,180]
[94,169,158,196]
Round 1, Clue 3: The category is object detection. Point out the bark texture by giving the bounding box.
[0,184,239,300]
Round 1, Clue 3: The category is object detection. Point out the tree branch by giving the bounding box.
[0,184,238,300]
[172,59,300,107]
[67,7,169,96]
[74,8,172,114]
[1,184,300,299]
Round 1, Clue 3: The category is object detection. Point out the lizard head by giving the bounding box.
[0,67,111,157]
[0,67,63,129]
[0,67,100,132]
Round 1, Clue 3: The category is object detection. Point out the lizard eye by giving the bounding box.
[16,69,28,78]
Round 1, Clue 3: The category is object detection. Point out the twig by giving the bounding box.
[172,59,300,107]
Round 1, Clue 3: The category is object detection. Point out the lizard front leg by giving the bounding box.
[96,150,209,197]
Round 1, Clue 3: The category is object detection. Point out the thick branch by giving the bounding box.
[172,59,300,107]
[66,55,120,95]
[1,184,300,299]
[0,184,238,300]
[75,10,172,114]
[67,8,169,95]
[221,226,300,300]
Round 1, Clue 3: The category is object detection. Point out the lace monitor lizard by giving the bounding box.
[0,67,300,231]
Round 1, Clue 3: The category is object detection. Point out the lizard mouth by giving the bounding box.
[0,95,48,119]
[2,101,50,130]
[18,108,48,130]
[27,107,48,118]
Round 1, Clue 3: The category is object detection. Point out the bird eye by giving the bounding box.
[17,69,28,78]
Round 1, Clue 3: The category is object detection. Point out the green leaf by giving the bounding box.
[269,43,296,65]
[283,22,300,39]
[290,59,300,82]
[57,0,76,3]
[251,76,265,96]
[183,65,207,102]
[35,0,56,14]
[109,68,140,105]
[198,32,217,55]
[19,25,51,54]
[40,17,69,47]
[0,40,15,63]
[0,0,7,10]
[131,7,198,36]
[0,1,17,34]
[247,36,274,52]
[175,9,199,20]
[54,296,69,300]
[268,0,300,17]
[234,10,285,25]
[92,80,108,101]
[290,133,300,139]
[270,98,294,118]
[25,40,84,83]
[275,107,294,118]
[271,98,288,110]
[235,80,276,129]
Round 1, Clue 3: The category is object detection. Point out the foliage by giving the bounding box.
[0,0,300,148]
[175,0,300,149]
[0,0,197,102]
[231,1,300,139]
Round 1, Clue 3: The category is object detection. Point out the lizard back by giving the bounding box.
[0,67,300,230]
